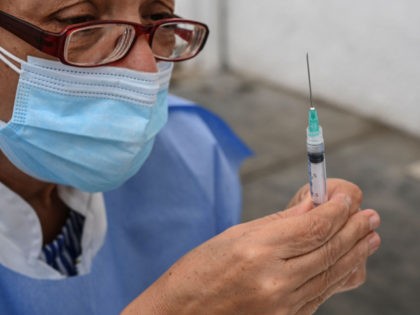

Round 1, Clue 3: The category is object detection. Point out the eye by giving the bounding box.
[56,15,96,25]
[149,13,175,21]
[141,12,175,24]
[140,0,175,24]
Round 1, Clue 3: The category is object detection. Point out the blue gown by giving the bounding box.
[0,95,251,315]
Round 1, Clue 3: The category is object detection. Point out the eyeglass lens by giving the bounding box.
[65,24,135,66]
[152,22,207,61]
[64,22,207,66]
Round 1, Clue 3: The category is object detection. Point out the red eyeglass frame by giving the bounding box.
[0,10,209,66]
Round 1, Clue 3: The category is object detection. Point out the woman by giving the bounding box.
[0,1,381,314]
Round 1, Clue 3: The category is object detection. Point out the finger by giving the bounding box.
[246,193,313,229]
[271,193,354,258]
[287,184,311,208]
[256,178,361,227]
[289,178,362,208]
[336,263,367,293]
[291,231,381,309]
[268,194,314,221]
[285,209,380,284]
[294,270,355,315]
[280,193,313,218]
[326,178,363,207]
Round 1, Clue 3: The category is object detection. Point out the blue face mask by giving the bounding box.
[0,47,173,192]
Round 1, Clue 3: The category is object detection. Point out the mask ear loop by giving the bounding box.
[0,46,24,74]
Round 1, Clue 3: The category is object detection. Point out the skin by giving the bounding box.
[122,179,380,315]
[0,1,381,314]
[0,0,171,243]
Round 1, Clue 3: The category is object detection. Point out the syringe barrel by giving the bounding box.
[307,156,327,205]
[307,142,324,155]
[306,126,327,205]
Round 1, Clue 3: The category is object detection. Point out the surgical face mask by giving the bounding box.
[0,47,173,192]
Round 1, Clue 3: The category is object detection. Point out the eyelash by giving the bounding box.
[147,13,175,21]
[56,15,96,25]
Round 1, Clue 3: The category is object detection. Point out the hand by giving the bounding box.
[122,179,381,315]
[287,179,377,298]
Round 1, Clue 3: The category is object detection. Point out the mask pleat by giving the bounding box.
[0,51,173,192]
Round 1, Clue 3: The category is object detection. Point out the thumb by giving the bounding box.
[249,193,314,228]
[277,193,314,218]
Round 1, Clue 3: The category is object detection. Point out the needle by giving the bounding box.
[306,52,314,109]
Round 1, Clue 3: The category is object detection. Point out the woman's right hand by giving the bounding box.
[122,179,381,315]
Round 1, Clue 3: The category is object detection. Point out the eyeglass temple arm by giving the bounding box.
[0,10,60,56]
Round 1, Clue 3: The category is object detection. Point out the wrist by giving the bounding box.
[121,275,171,315]
[121,265,194,315]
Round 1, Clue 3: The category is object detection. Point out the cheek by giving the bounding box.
[0,28,29,123]
[0,65,19,123]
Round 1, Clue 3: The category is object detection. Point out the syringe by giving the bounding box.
[306,54,327,205]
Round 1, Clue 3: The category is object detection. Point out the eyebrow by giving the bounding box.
[143,0,175,11]
[49,0,92,14]
[18,0,86,15]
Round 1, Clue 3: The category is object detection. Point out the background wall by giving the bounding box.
[175,0,222,71]
[176,0,420,137]
[171,3,420,313]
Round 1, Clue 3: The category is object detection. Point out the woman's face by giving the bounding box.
[0,0,175,123]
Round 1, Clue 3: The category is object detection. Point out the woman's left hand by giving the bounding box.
[287,178,371,296]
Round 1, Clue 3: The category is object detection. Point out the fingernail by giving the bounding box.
[369,213,380,230]
[368,234,380,255]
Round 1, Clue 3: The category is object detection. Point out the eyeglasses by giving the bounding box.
[0,10,209,67]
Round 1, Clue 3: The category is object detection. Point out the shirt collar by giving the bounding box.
[0,182,107,279]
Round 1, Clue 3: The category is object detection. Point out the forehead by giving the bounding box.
[1,0,175,15]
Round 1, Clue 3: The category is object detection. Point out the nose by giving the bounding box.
[110,36,158,73]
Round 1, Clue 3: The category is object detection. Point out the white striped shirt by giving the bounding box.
[39,210,85,277]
